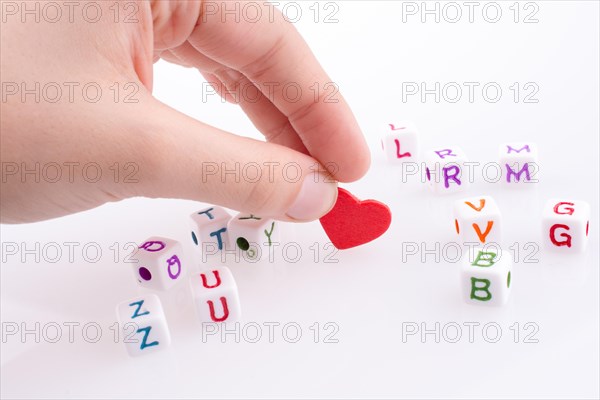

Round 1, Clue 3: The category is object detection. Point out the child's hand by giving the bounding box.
[0,1,370,224]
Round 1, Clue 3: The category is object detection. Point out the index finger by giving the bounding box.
[188,1,370,182]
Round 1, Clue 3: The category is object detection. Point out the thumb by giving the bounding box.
[127,99,339,222]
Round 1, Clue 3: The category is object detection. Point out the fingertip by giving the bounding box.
[285,172,338,222]
[327,142,372,183]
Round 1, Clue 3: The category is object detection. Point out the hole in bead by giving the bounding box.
[236,237,250,251]
[586,221,589,236]
[191,231,198,245]
[139,267,152,281]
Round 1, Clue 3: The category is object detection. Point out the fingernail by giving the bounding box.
[286,173,338,222]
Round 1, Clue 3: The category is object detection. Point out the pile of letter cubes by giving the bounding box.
[381,122,590,307]
[116,210,278,356]
[115,121,591,357]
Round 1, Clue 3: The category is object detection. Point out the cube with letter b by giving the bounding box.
[460,247,512,306]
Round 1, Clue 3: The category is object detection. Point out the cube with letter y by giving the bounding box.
[227,213,279,261]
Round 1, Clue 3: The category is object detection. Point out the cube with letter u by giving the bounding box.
[189,266,241,324]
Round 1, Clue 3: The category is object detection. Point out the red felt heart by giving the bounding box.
[319,188,392,250]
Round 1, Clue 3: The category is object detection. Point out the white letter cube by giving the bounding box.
[381,121,419,163]
[542,199,590,253]
[133,237,187,291]
[453,195,502,245]
[190,206,231,255]
[189,266,241,323]
[499,142,538,185]
[424,146,470,194]
[116,294,171,357]
[460,247,512,306]
[227,213,279,261]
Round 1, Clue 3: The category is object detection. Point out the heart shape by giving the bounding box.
[319,188,392,250]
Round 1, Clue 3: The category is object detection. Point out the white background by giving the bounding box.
[1,1,599,398]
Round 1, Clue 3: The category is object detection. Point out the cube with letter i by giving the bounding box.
[460,247,512,306]
[227,213,279,261]
[453,196,502,245]
[190,266,241,323]
[133,237,187,291]
[499,142,538,185]
[190,206,231,256]
[381,121,419,163]
[542,199,590,253]
[424,146,470,194]
[116,294,171,357]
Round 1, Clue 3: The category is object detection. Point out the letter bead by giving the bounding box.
[190,206,232,256]
[189,266,241,323]
[381,121,419,163]
[133,237,187,291]
[460,247,512,306]
[423,146,470,194]
[116,294,171,357]
[499,142,539,186]
[227,213,279,261]
[542,199,590,253]
[453,195,502,245]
